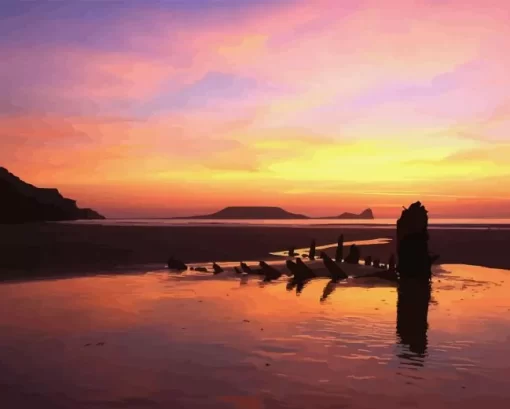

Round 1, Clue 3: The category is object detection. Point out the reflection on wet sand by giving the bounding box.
[396,280,432,364]
[1,264,510,408]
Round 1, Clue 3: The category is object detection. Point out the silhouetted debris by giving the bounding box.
[321,252,348,282]
[388,254,396,272]
[285,259,314,294]
[259,261,281,281]
[365,256,373,266]
[240,262,263,275]
[212,262,224,274]
[397,201,436,280]
[309,239,316,260]
[167,256,187,270]
[344,244,360,264]
[286,259,300,277]
[296,258,315,279]
[234,267,242,274]
[373,258,380,268]
[289,247,296,257]
[195,267,208,272]
[335,234,344,262]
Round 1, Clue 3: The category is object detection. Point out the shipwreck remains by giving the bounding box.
[335,234,344,262]
[321,252,348,282]
[396,201,434,280]
[259,261,282,281]
[344,244,360,264]
[309,239,316,260]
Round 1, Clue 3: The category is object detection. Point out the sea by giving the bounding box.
[64,218,510,229]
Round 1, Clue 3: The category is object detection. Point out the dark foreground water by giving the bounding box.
[1,264,509,409]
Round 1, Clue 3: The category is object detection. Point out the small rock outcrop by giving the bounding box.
[212,262,224,274]
[344,244,360,264]
[167,257,187,270]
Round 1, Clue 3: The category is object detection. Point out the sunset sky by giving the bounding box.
[1,0,510,218]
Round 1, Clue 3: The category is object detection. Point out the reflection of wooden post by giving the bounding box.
[335,234,344,262]
[397,279,431,356]
[397,202,432,280]
[309,239,316,260]
[289,247,295,257]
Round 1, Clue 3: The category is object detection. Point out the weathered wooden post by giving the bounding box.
[345,244,360,264]
[335,234,344,262]
[309,239,316,260]
[396,201,432,280]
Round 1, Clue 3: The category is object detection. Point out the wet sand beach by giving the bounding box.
[1,223,510,279]
[1,263,509,409]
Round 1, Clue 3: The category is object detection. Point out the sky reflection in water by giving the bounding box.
[0,264,509,408]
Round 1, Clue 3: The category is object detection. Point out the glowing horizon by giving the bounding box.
[1,0,510,218]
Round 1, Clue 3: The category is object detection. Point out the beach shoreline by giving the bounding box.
[1,223,510,280]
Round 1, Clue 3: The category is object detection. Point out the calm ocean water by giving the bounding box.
[64,218,510,229]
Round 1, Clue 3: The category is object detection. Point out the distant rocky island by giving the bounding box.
[176,206,375,220]
[0,167,105,224]
[321,208,374,220]
[180,206,308,220]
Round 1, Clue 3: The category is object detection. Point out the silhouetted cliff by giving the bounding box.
[179,206,308,219]
[321,208,374,220]
[0,167,105,224]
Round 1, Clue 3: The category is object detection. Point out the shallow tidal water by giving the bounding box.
[1,265,509,409]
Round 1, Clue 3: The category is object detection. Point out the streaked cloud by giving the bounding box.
[1,0,510,217]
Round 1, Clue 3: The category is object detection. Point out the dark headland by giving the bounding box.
[0,167,105,224]
[174,206,374,220]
